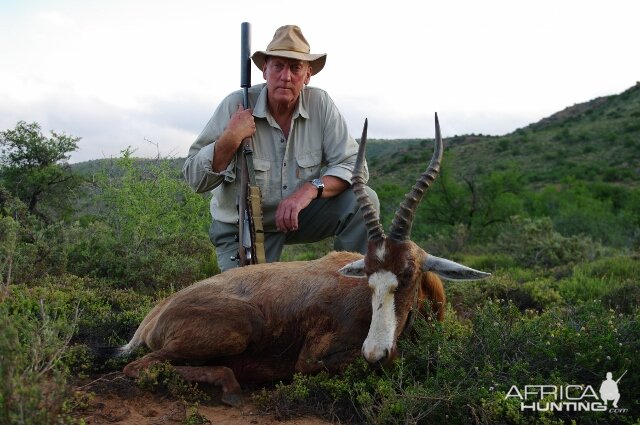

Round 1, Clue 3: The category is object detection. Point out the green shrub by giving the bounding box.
[4,273,158,358]
[463,253,517,272]
[494,216,602,268]
[527,182,639,249]
[423,223,470,257]
[258,299,639,424]
[136,361,209,403]
[576,255,640,281]
[0,215,19,287]
[0,219,73,285]
[68,151,216,290]
[0,286,80,424]
[556,255,640,309]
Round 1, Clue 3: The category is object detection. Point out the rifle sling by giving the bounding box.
[243,146,266,264]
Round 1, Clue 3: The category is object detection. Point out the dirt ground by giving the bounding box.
[72,372,334,425]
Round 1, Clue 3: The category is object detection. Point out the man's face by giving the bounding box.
[263,57,312,107]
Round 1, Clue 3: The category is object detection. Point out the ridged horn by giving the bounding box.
[352,118,385,241]
[388,113,443,241]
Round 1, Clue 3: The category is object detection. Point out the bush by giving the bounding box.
[447,271,562,316]
[494,216,603,268]
[0,215,19,287]
[67,221,214,291]
[0,285,80,424]
[423,223,470,257]
[527,182,640,249]
[463,253,517,273]
[68,150,216,290]
[0,191,74,284]
[136,361,209,403]
[556,255,640,310]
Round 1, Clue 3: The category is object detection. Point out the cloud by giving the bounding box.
[333,94,542,140]
[0,90,215,163]
[2,0,639,163]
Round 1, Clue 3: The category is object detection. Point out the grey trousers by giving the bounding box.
[210,186,379,272]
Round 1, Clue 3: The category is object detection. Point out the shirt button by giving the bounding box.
[280,139,285,143]
[283,162,286,167]
[283,185,288,190]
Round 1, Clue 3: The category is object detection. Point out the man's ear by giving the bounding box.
[338,258,366,278]
[304,68,311,85]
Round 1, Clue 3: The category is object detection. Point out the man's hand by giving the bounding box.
[212,104,255,172]
[227,104,256,142]
[275,177,350,232]
[275,183,316,232]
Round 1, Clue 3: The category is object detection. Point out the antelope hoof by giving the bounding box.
[221,391,243,407]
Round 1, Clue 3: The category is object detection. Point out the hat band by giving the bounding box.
[269,47,310,54]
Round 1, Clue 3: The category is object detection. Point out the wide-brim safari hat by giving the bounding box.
[251,25,327,75]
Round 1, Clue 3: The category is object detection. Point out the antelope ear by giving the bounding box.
[422,255,491,281]
[339,258,366,278]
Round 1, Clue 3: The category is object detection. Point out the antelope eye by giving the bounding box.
[402,268,414,280]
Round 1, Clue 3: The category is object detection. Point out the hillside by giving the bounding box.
[366,82,640,189]
[72,156,185,178]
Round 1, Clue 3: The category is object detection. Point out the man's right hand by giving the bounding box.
[227,104,256,142]
[212,104,256,173]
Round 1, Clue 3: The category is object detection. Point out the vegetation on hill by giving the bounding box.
[365,82,640,254]
[1,83,639,424]
[370,81,640,187]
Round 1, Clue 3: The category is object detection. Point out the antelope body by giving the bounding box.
[114,115,490,406]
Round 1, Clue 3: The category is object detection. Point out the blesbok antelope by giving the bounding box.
[109,114,490,406]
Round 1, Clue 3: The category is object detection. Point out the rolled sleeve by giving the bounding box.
[183,91,244,193]
[323,147,369,184]
[320,93,369,185]
[182,143,237,193]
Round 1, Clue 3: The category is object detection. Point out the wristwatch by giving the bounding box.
[310,178,324,199]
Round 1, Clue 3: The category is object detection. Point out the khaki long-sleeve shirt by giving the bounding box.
[183,83,368,231]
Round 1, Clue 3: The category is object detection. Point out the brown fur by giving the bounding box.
[120,250,444,405]
[420,272,446,321]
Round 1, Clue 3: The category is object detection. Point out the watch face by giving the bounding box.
[311,178,324,199]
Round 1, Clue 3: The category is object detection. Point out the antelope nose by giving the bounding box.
[362,344,390,364]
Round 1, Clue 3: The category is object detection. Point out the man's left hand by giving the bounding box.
[275,183,316,232]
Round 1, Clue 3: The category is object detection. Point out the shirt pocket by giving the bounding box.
[295,150,323,181]
[251,157,273,202]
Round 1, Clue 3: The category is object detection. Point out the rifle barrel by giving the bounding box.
[616,370,627,384]
[237,22,253,266]
[240,22,251,109]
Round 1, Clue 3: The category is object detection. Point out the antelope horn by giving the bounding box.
[352,119,385,241]
[388,113,443,241]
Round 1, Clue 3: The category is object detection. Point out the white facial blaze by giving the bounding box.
[375,244,386,262]
[362,271,398,363]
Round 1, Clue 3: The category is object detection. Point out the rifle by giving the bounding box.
[615,370,627,384]
[236,22,266,266]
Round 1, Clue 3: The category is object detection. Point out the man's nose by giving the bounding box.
[280,66,292,81]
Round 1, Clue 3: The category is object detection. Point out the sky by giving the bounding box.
[1,0,638,163]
